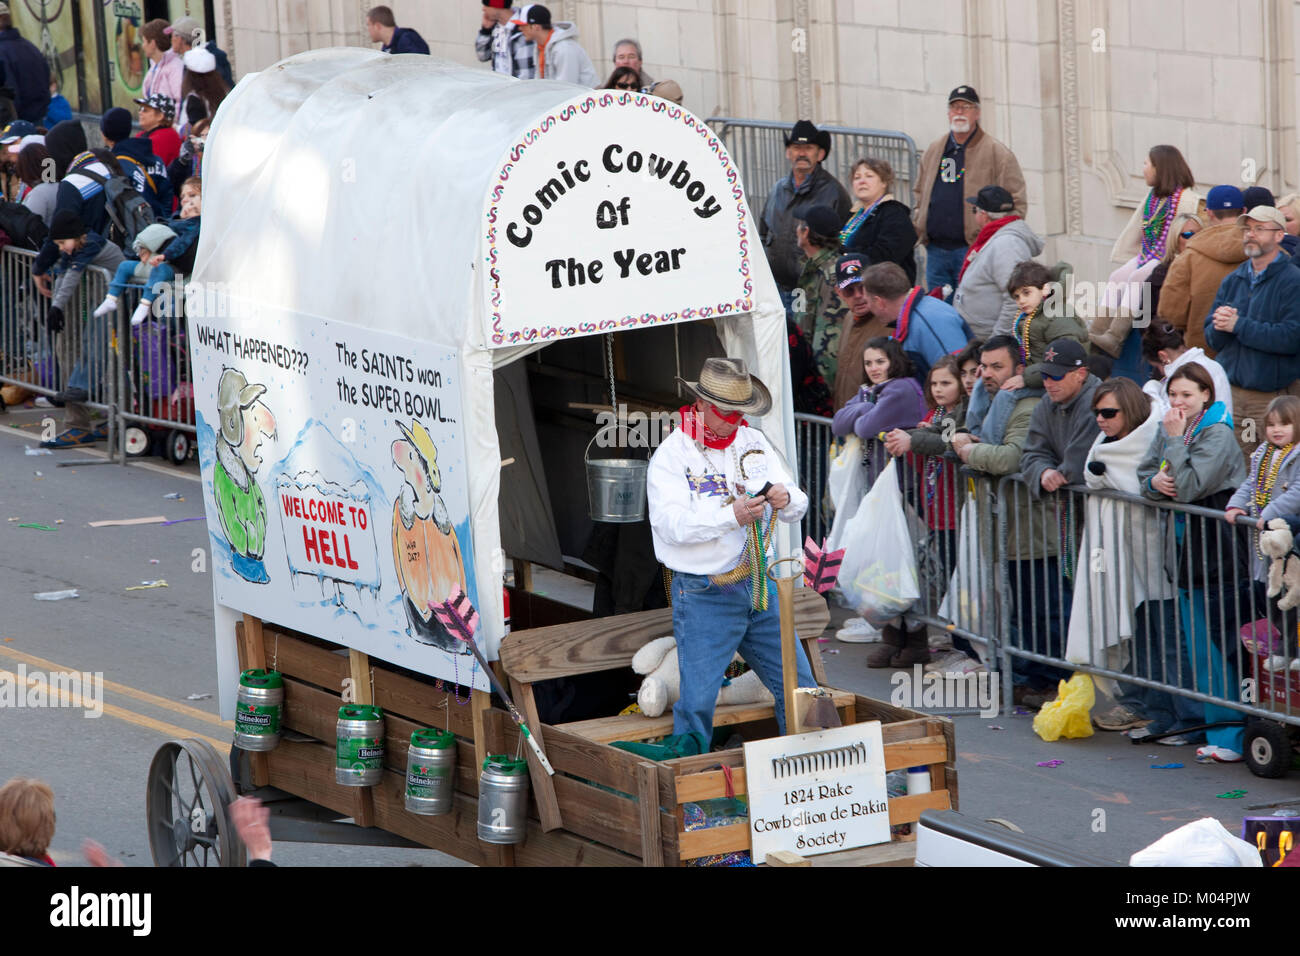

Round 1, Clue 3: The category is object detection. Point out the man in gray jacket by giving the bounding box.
[513,5,596,86]
[952,185,1044,339]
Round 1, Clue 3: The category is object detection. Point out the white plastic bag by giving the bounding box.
[837,459,919,626]
[824,435,867,556]
[938,491,993,648]
[1129,818,1263,867]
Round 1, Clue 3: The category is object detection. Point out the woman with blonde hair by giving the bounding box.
[1146,211,1203,322]
[1276,192,1300,257]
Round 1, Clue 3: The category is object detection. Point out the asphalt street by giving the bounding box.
[0,405,1296,866]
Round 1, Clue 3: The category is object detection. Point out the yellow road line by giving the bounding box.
[0,646,233,730]
[1,668,230,755]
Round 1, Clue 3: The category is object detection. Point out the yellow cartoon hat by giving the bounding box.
[397,420,439,478]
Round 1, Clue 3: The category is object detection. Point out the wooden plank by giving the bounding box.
[765,850,810,867]
[678,789,950,861]
[510,677,563,832]
[532,725,642,796]
[853,693,926,726]
[802,632,829,686]
[887,790,951,825]
[637,762,664,867]
[558,688,857,744]
[806,842,916,867]
[471,690,491,774]
[670,736,947,804]
[259,628,350,693]
[370,667,478,738]
[500,588,830,683]
[511,559,533,592]
[939,716,959,811]
[265,738,637,867]
[348,650,373,705]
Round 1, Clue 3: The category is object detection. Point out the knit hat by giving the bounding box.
[801,205,843,238]
[131,222,179,256]
[100,107,133,143]
[44,120,87,179]
[49,209,86,241]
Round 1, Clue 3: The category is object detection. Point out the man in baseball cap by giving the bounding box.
[166,14,234,87]
[1159,184,1246,353]
[829,253,893,407]
[132,92,182,166]
[915,83,1027,297]
[511,4,597,85]
[1207,204,1300,457]
[476,1,537,80]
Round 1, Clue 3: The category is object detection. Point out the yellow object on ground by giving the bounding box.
[1032,673,1095,741]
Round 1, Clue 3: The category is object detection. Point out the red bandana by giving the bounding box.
[680,405,747,450]
[957,214,1020,282]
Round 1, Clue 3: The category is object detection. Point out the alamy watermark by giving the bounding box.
[889,664,999,718]
[0,665,103,718]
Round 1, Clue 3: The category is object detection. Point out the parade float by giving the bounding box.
[147,48,956,868]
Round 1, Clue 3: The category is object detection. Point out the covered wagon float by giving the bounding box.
[150,48,956,868]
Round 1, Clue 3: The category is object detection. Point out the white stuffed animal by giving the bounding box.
[631,635,773,718]
[1259,518,1300,611]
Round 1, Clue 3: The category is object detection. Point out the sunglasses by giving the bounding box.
[1179,230,1196,239]
[1043,372,1067,382]
[616,83,638,90]
[708,403,743,424]
[1093,407,1120,419]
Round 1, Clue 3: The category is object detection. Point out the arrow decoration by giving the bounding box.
[803,536,844,594]
[431,588,555,776]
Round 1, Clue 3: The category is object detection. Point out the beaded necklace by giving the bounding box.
[1138,187,1183,265]
[839,196,884,246]
[1253,442,1293,511]
[1182,407,1206,445]
[923,405,947,509]
[1012,306,1038,365]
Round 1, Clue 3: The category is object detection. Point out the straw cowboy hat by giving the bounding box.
[397,419,441,489]
[677,357,772,417]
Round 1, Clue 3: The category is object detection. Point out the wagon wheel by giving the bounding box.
[147,738,247,867]
[165,429,191,466]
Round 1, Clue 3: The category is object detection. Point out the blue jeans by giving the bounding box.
[670,571,816,740]
[109,259,176,304]
[924,244,968,296]
[1116,598,1202,736]
[1179,588,1245,752]
[66,312,109,395]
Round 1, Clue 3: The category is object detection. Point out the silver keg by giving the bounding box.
[477,755,529,844]
[335,704,385,786]
[234,669,283,751]
[405,728,457,815]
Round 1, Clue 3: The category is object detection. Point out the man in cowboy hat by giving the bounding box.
[622,358,817,759]
[759,119,851,305]
[391,419,469,653]
[214,368,276,579]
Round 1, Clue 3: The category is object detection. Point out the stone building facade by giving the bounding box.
[220,0,1299,284]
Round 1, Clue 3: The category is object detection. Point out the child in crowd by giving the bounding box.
[883,355,981,674]
[956,338,983,398]
[1225,395,1300,673]
[1002,261,1089,390]
[1138,363,1249,763]
[831,336,926,487]
[93,177,201,325]
[46,209,126,330]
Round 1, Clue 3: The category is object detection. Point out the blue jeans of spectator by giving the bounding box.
[1116,598,1202,736]
[924,244,968,296]
[1008,557,1073,689]
[109,259,175,304]
[67,313,109,397]
[670,571,816,740]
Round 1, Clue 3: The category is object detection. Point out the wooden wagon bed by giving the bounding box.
[231,586,957,866]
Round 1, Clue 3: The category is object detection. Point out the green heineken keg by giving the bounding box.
[233,669,283,751]
[477,754,529,844]
[404,728,457,815]
[336,704,385,786]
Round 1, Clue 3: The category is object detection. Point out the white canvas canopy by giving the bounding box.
[197,50,798,716]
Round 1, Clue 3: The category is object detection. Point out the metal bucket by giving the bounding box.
[335,705,385,787]
[477,754,529,845]
[585,424,648,523]
[404,728,457,815]
[233,669,283,751]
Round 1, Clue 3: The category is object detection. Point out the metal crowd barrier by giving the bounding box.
[706,117,920,218]
[796,412,1300,742]
[0,245,195,465]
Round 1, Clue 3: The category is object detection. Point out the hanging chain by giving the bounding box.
[604,332,618,412]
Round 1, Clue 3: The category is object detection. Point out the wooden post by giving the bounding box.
[510,676,563,832]
[239,615,270,787]
[637,762,664,867]
[471,689,492,774]
[511,559,533,593]
[775,576,798,735]
[345,649,375,828]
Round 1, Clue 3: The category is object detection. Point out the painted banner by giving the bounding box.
[483,91,753,347]
[189,300,486,688]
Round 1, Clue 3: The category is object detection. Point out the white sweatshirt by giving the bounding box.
[1142,347,1234,419]
[647,425,807,575]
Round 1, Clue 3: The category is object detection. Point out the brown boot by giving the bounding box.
[890,625,930,667]
[866,623,904,668]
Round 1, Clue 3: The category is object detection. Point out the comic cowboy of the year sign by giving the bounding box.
[191,302,484,687]
[483,90,753,346]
